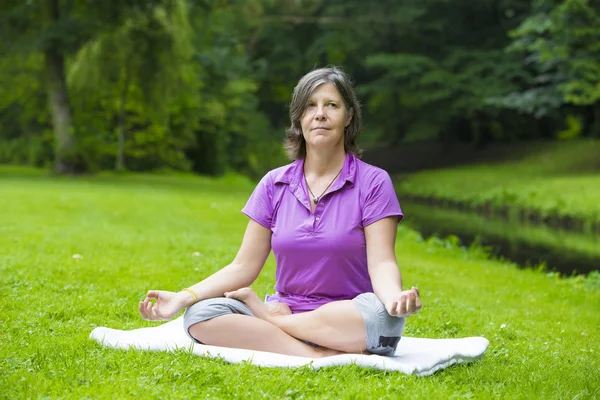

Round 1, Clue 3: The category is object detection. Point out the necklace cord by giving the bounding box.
[305,168,342,204]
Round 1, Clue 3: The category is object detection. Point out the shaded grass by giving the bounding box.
[394,139,600,224]
[1,167,599,399]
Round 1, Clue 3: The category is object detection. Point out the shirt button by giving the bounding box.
[315,217,320,221]
[320,202,324,206]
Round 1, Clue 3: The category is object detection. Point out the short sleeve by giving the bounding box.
[241,173,274,229]
[362,171,404,227]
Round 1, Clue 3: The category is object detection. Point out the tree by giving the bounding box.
[0,53,51,166]
[0,0,175,173]
[68,0,196,171]
[183,0,287,177]
[492,0,600,136]
[355,0,530,144]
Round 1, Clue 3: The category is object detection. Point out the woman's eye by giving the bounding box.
[307,103,315,108]
[328,103,337,108]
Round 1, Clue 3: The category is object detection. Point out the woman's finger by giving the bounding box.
[407,292,417,313]
[400,295,408,315]
[139,301,147,319]
[389,301,398,316]
[141,301,152,320]
[150,305,159,320]
[140,298,150,310]
[146,301,153,317]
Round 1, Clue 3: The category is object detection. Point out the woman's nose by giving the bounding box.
[314,106,327,120]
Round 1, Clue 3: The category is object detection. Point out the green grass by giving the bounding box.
[395,139,600,224]
[1,167,599,399]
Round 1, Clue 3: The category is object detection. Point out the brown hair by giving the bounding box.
[283,66,363,160]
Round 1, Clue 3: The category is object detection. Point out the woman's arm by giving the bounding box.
[139,219,272,320]
[365,217,421,317]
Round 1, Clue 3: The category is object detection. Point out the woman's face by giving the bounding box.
[301,82,353,152]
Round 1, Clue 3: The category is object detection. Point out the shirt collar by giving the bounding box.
[274,153,357,189]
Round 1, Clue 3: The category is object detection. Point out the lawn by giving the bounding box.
[394,139,600,226]
[1,167,599,399]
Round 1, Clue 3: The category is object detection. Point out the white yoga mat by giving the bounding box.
[90,317,489,376]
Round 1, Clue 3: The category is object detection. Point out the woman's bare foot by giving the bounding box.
[225,288,273,321]
[225,288,346,358]
[226,289,292,320]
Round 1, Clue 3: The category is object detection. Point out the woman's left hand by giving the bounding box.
[386,287,422,317]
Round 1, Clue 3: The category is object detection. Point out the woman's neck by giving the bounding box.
[303,146,346,178]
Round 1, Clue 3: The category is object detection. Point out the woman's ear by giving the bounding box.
[346,107,354,127]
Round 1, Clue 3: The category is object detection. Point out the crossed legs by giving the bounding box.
[187,288,368,358]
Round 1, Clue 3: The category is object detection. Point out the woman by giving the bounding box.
[139,67,421,358]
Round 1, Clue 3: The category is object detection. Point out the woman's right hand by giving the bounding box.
[139,290,192,321]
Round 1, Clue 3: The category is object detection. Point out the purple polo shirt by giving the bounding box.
[242,153,403,313]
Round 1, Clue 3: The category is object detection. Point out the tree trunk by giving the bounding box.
[44,0,77,174]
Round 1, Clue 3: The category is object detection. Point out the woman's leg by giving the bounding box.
[186,302,341,358]
[225,289,368,354]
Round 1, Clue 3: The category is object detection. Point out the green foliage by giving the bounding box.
[0,52,52,166]
[352,0,532,144]
[0,0,185,173]
[556,114,583,139]
[1,0,599,174]
[185,0,284,176]
[495,0,600,118]
[0,0,167,55]
[67,0,198,172]
[363,49,524,143]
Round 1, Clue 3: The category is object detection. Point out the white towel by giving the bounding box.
[90,317,489,376]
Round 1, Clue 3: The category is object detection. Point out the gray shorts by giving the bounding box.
[183,292,405,357]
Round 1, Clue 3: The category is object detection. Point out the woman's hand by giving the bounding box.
[139,290,191,321]
[386,287,422,318]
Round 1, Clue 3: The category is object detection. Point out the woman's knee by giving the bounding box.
[183,297,254,343]
[352,292,406,356]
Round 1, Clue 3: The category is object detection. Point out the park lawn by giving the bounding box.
[1,167,599,399]
[394,139,600,225]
